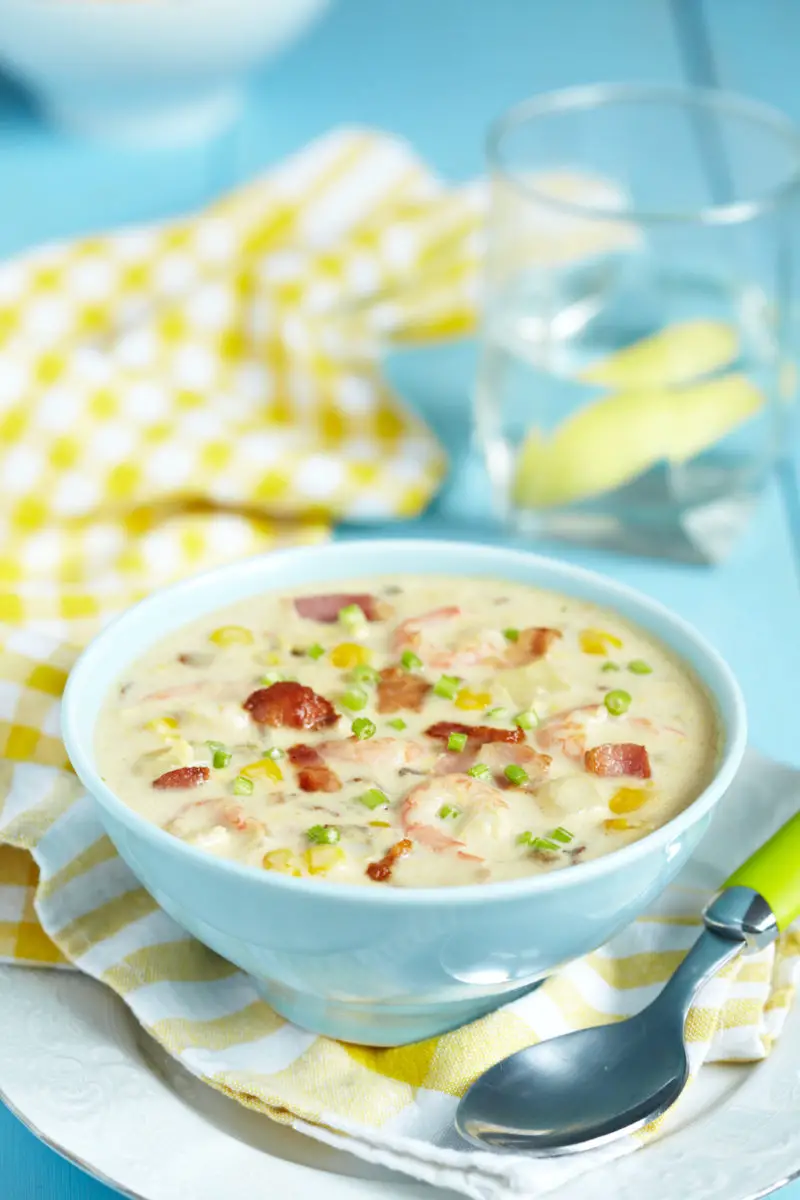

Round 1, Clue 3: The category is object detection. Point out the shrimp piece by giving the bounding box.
[391,606,504,670]
[536,704,606,761]
[391,606,461,654]
[317,736,427,776]
[163,798,265,841]
[478,742,551,787]
[400,772,508,859]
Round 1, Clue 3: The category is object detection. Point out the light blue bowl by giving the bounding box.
[62,541,747,1046]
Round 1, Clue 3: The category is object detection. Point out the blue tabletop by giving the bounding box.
[1,1,799,1196]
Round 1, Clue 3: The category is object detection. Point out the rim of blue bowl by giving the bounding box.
[62,539,748,907]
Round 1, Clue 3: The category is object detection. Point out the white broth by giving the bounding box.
[95,576,720,888]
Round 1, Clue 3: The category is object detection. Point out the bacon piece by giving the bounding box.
[505,626,562,666]
[376,665,431,714]
[243,682,338,730]
[366,838,413,883]
[425,721,524,745]
[287,743,341,793]
[293,593,390,623]
[585,743,651,779]
[152,766,210,790]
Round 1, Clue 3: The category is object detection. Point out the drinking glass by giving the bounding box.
[475,84,800,561]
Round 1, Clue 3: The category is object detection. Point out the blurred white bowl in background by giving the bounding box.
[0,0,330,145]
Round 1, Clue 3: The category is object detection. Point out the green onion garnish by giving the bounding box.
[351,664,380,686]
[513,709,539,731]
[531,837,559,853]
[306,824,340,844]
[467,763,491,780]
[604,689,632,716]
[206,740,225,753]
[434,674,461,700]
[341,687,368,711]
[339,604,367,635]
[484,706,508,721]
[551,826,573,843]
[601,662,620,673]
[447,731,468,751]
[307,643,326,660]
[503,628,520,643]
[387,717,407,731]
[213,748,232,769]
[438,804,460,819]
[401,650,423,671]
[352,717,376,740]
[263,746,285,760]
[504,764,529,787]
[233,775,254,796]
[628,659,652,675]
[259,670,282,686]
[357,788,387,810]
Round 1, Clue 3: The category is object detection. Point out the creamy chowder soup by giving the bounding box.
[95,577,719,888]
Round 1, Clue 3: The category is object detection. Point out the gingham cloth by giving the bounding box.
[0,129,797,1198]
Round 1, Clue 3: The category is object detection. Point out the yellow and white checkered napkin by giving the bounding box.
[0,632,797,1200]
[0,127,494,638]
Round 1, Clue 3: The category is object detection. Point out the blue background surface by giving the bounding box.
[1,0,799,1195]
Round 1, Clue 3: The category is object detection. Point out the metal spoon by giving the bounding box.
[456,812,800,1155]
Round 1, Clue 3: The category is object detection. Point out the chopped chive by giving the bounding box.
[517,831,534,846]
[604,688,632,716]
[339,604,367,635]
[601,662,620,673]
[387,717,407,731]
[233,775,254,796]
[401,649,423,671]
[358,788,387,810]
[513,709,539,731]
[306,824,340,844]
[532,837,559,853]
[352,716,376,740]
[628,659,652,675]
[341,687,368,712]
[551,826,573,843]
[447,731,468,752]
[434,674,461,700]
[351,664,380,686]
[206,740,225,753]
[467,763,491,780]
[503,628,520,643]
[263,746,285,760]
[213,748,232,769]
[438,804,461,819]
[484,706,508,721]
[504,764,529,787]
[307,643,326,660]
[259,670,283,686]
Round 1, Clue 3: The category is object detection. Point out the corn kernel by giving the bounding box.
[368,820,392,828]
[263,848,304,875]
[145,716,178,735]
[241,758,283,784]
[579,628,623,656]
[305,844,346,874]
[209,625,254,647]
[604,817,631,832]
[330,642,371,669]
[609,787,648,814]
[454,689,493,711]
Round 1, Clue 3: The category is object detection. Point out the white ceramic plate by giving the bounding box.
[2,753,800,1200]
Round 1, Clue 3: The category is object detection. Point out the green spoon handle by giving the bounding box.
[723,811,800,932]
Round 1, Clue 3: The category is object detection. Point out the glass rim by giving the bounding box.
[487,82,800,226]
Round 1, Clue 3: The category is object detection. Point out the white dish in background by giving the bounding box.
[0,0,329,145]
[1,751,800,1200]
